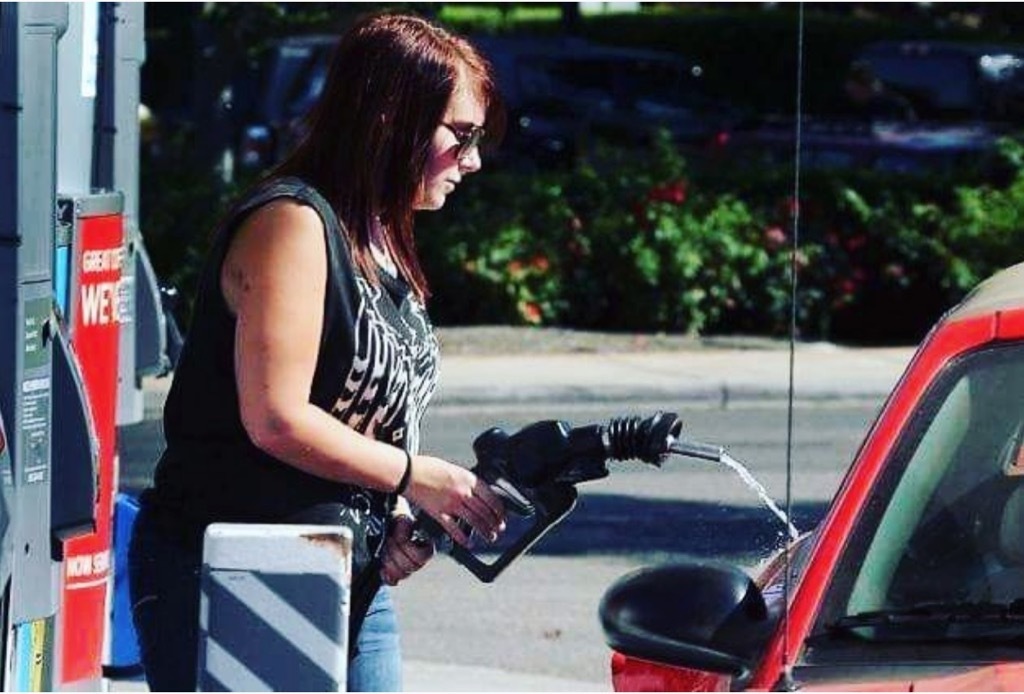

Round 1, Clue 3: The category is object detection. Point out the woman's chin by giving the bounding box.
[414,195,447,211]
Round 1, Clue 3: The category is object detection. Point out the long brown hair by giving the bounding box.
[273,12,505,302]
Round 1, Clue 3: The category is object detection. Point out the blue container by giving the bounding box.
[108,492,142,675]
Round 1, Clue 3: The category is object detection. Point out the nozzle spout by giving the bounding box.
[669,439,724,463]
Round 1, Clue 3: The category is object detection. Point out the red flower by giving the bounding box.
[507,260,524,275]
[778,196,800,219]
[764,226,787,250]
[647,179,688,205]
[531,255,551,273]
[519,301,543,324]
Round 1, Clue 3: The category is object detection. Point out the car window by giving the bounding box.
[282,48,330,119]
[261,43,332,123]
[865,54,976,112]
[526,57,616,108]
[806,342,1024,662]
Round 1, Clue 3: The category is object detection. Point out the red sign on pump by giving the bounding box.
[61,209,124,684]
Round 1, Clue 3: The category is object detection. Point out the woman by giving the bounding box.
[129,12,507,691]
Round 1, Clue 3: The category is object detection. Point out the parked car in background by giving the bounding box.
[234,34,337,172]
[233,32,744,172]
[472,34,745,168]
[720,39,1024,176]
[856,40,1024,124]
[601,261,1024,691]
[726,117,1005,175]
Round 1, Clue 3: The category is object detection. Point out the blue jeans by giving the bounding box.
[128,500,402,691]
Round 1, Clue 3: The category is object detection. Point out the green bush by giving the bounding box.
[418,133,1024,342]
[141,126,1024,344]
[420,133,799,335]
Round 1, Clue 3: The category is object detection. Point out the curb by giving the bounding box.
[142,380,894,419]
[430,384,894,408]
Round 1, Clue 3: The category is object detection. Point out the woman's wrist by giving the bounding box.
[393,448,413,495]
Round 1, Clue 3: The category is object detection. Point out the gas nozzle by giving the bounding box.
[669,438,725,463]
[603,412,722,465]
[415,411,702,582]
[604,412,683,466]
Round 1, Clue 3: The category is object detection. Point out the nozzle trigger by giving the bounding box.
[490,476,535,516]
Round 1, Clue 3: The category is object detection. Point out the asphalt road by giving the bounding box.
[117,398,880,689]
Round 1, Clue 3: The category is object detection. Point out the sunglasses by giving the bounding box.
[440,122,486,160]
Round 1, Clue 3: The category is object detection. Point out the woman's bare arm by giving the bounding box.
[220,200,503,543]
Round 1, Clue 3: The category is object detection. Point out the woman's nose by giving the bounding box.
[459,145,483,174]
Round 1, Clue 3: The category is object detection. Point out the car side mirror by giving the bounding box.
[599,560,771,685]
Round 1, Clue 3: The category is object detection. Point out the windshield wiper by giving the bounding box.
[826,600,1024,643]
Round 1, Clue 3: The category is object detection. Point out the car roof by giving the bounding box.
[274,34,339,48]
[471,34,693,66]
[946,261,1024,322]
[860,40,1024,59]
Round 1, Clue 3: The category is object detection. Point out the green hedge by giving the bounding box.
[417,134,1024,343]
[143,126,1024,345]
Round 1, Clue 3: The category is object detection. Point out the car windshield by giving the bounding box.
[866,54,976,112]
[261,43,332,123]
[517,55,702,111]
[808,343,1024,657]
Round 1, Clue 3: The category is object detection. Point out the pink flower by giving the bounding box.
[884,263,905,279]
[764,226,787,250]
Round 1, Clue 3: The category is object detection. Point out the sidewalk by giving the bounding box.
[428,342,914,407]
[143,339,916,416]
[110,660,603,692]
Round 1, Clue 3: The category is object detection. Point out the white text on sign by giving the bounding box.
[66,550,111,580]
[80,247,124,274]
[80,281,122,326]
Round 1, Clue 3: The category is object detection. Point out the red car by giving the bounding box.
[601,261,1024,691]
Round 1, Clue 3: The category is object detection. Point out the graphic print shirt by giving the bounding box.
[150,177,440,574]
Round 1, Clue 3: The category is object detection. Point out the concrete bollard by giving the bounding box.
[197,524,353,692]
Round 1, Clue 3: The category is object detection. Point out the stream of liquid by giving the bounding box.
[671,443,800,541]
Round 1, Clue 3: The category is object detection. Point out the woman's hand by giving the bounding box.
[404,455,506,547]
[380,514,433,586]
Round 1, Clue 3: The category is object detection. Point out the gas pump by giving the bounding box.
[1,2,169,689]
[2,4,80,689]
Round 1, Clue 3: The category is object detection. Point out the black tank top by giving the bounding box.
[148,177,440,572]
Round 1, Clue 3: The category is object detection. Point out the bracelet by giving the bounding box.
[394,449,413,496]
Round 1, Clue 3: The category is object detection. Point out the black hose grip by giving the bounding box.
[606,412,682,464]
